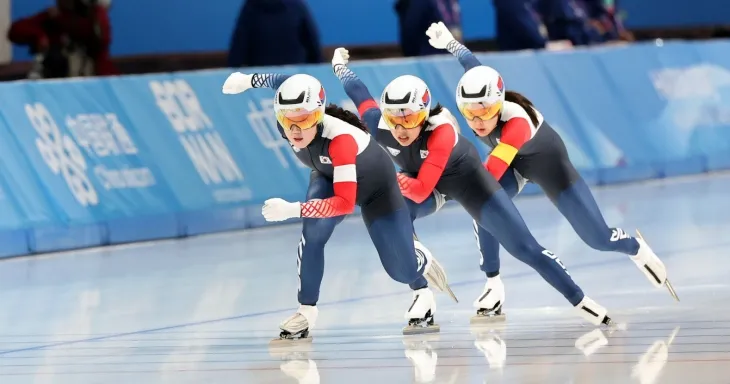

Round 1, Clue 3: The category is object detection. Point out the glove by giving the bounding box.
[222,72,254,94]
[396,173,414,194]
[262,198,301,222]
[331,47,350,68]
[425,22,455,49]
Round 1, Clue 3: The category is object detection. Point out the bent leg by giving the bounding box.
[297,172,345,305]
[364,206,429,290]
[453,168,585,306]
[475,169,522,277]
[475,190,585,305]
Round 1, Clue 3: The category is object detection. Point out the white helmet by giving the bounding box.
[274,74,326,130]
[380,75,432,129]
[455,66,505,123]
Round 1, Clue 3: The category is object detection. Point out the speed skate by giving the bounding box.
[403,287,440,335]
[270,329,313,347]
[471,275,507,324]
[634,230,680,302]
[270,305,316,347]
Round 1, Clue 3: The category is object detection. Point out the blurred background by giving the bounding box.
[0,0,728,80]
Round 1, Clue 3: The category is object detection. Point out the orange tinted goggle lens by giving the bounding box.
[276,108,323,130]
[383,108,427,129]
[459,101,502,122]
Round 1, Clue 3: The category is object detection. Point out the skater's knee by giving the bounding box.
[386,269,413,284]
[382,255,419,284]
[302,221,337,247]
[579,228,619,252]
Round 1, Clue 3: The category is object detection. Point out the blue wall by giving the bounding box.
[12,0,728,61]
[621,0,729,29]
[0,40,729,258]
[10,0,494,60]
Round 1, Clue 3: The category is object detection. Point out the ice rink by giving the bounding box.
[0,172,728,384]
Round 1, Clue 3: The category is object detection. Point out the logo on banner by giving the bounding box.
[25,103,156,206]
[26,103,98,206]
[150,79,251,202]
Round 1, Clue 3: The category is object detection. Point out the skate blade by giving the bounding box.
[403,324,440,335]
[665,279,680,302]
[470,313,506,324]
[269,335,312,349]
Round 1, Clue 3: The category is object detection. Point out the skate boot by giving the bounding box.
[403,288,440,335]
[632,230,679,301]
[270,305,317,347]
[575,296,613,327]
[416,239,458,303]
[471,274,506,324]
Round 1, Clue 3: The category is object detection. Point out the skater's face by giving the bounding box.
[285,125,317,148]
[459,101,501,137]
[277,107,322,148]
[390,124,422,146]
[467,115,499,137]
[382,107,427,146]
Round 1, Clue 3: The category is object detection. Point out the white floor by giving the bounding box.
[0,173,728,384]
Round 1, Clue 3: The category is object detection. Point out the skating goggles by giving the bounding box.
[458,101,503,123]
[275,107,324,130]
[382,108,428,129]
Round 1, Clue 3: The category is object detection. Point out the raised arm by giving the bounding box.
[222,72,291,94]
[425,22,481,71]
[331,48,382,134]
[396,113,458,203]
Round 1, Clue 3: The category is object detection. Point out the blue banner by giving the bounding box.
[0,40,729,257]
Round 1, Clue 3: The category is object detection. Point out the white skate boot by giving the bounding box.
[575,296,613,327]
[632,230,679,301]
[270,305,317,346]
[471,274,506,324]
[415,239,458,303]
[403,288,440,335]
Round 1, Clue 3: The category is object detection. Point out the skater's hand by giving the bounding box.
[262,198,301,222]
[426,22,455,49]
[396,173,414,193]
[222,72,253,94]
[331,47,350,68]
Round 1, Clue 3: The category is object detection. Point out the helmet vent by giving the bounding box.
[384,92,412,104]
[278,91,306,105]
[460,84,487,98]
